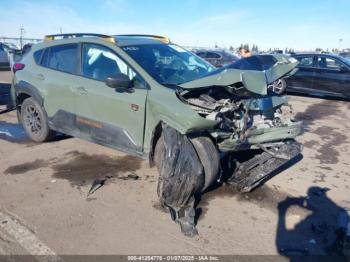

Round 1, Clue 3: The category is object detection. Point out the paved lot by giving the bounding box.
[0,70,349,257]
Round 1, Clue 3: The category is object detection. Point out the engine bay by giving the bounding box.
[179,84,301,151]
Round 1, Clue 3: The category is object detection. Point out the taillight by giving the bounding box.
[13,63,25,73]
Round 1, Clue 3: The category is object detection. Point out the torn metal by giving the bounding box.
[157,123,204,236]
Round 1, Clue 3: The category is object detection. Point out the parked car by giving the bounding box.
[193,49,239,67]
[339,52,350,60]
[11,33,301,235]
[0,43,10,69]
[285,53,350,99]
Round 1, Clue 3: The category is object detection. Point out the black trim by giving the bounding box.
[14,81,44,106]
[49,110,147,158]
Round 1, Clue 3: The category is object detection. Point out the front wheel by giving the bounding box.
[154,134,220,192]
[21,97,54,142]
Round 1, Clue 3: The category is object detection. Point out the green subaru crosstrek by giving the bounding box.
[11,33,302,202]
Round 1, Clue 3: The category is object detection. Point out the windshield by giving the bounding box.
[122,44,215,85]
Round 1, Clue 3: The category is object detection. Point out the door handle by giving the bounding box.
[36,74,45,80]
[76,86,88,95]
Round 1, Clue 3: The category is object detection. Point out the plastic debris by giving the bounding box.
[157,123,204,236]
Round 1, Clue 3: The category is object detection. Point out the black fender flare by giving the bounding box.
[14,80,44,106]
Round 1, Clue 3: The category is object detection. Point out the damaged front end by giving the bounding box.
[179,54,302,192]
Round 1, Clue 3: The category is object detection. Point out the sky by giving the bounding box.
[0,0,349,51]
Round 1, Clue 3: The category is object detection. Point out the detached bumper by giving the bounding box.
[217,121,302,152]
[228,140,302,192]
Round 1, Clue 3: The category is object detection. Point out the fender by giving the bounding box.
[14,80,43,106]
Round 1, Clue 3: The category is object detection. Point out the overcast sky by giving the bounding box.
[0,0,348,50]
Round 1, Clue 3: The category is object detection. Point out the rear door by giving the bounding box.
[314,56,349,96]
[286,55,316,93]
[36,44,80,133]
[74,43,148,155]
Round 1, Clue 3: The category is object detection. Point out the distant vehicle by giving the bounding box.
[0,43,10,68]
[339,52,350,60]
[2,42,20,51]
[285,53,350,99]
[193,49,239,67]
[271,50,283,54]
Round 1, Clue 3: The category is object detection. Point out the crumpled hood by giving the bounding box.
[180,54,299,95]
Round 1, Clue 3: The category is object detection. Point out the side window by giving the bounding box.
[40,48,49,67]
[46,44,79,74]
[206,52,221,59]
[317,57,342,70]
[296,56,314,67]
[196,52,206,58]
[82,43,140,85]
[0,45,4,52]
[33,49,43,64]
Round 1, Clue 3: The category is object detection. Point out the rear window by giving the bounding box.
[44,44,79,74]
[33,49,43,64]
[228,55,277,71]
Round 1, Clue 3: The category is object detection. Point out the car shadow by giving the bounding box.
[0,120,70,144]
[276,186,349,260]
[0,120,28,143]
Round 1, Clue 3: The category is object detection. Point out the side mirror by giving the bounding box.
[105,73,131,89]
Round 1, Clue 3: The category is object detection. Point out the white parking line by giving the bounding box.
[0,211,63,262]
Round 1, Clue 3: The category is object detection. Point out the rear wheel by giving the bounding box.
[21,97,54,142]
[154,133,220,192]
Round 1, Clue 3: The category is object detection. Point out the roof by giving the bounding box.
[43,33,170,47]
[292,53,340,58]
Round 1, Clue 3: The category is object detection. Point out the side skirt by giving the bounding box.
[49,110,147,159]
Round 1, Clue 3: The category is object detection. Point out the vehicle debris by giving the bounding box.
[87,175,113,197]
[157,124,204,236]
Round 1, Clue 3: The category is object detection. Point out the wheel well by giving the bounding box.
[149,123,163,167]
[16,93,31,112]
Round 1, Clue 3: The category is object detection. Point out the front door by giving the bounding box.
[314,56,350,97]
[75,43,148,155]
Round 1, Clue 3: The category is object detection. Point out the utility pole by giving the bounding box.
[338,38,343,53]
[20,26,26,49]
[60,27,63,34]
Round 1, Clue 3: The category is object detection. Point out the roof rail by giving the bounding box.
[44,33,115,43]
[116,34,170,43]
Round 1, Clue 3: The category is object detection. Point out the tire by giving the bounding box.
[21,97,54,142]
[154,133,220,192]
[154,134,164,172]
[191,136,220,191]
